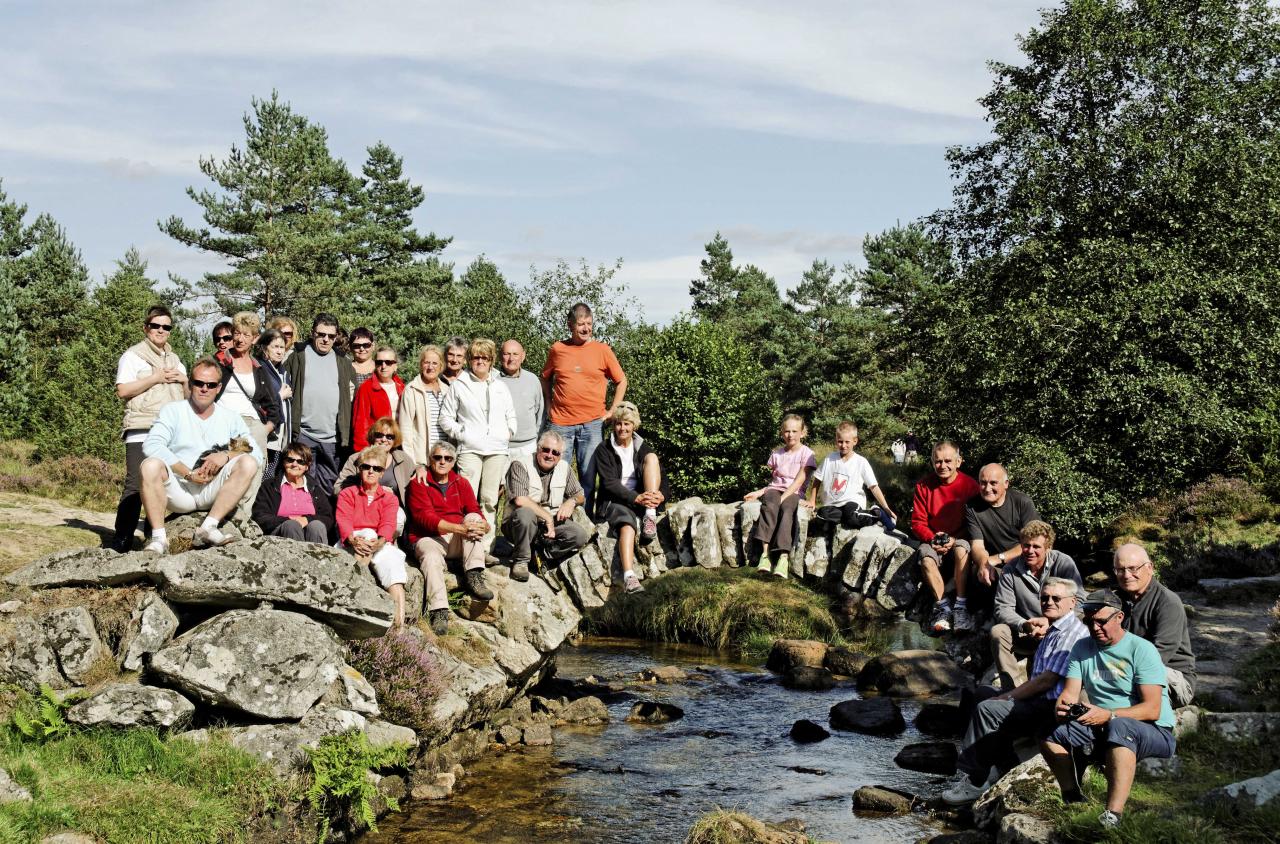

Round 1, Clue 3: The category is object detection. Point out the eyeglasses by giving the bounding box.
[370,431,394,441]
[1040,594,1071,604]
[280,331,294,339]
[539,447,562,457]
[214,335,233,344]
[351,342,372,350]
[1085,611,1120,628]
[190,378,220,390]
[376,359,397,366]
[359,463,386,473]
[1113,563,1150,576]
[314,331,337,340]
[283,456,308,466]
[146,322,173,332]
[471,355,490,361]
[431,454,455,463]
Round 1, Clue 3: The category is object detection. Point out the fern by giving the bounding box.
[304,730,407,843]
[10,684,77,742]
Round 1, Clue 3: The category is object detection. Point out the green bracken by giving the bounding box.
[304,730,408,843]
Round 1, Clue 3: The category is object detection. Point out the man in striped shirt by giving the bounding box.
[942,576,1089,805]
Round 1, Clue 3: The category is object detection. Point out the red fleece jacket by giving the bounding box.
[406,471,485,543]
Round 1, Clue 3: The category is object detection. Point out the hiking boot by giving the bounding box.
[143,536,169,555]
[772,552,790,579]
[940,773,986,806]
[429,608,451,636]
[466,569,494,601]
[624,571,644,594]
[193,524,234,548]
[951,605,976,633]
[928,602,953,635]
[510,560,530,582]
[1098,810,1121,829]
[641,513,658,542]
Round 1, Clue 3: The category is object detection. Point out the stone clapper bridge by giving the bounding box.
[0,498,920,778]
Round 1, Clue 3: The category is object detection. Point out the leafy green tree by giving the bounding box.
[520,258,638,350]
[452,257,540,367]
[690,232,738,320]
[923,0,1280,534]
[159,92,357,322]
[617,318,779,502]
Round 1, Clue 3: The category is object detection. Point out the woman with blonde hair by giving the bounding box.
[593,401,670,594]
[215,311,281,510]
[398,344,451,466]
[266,316,298,359]
[336,444,408,627]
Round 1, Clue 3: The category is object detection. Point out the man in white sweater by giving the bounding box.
[139,358,262,553]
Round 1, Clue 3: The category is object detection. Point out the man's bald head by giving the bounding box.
[500,339,526,375]
[1113,542,1154,597]
[977,463,1010,505]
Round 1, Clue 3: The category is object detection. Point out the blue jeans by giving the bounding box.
[548,419,603,517]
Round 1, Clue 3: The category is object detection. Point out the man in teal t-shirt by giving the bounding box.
[1040,589,1176,831]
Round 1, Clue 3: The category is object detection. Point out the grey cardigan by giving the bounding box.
[993,549,1085,628]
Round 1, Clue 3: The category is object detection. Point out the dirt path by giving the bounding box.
[1184,593,1274,709]
[0,492,113,578]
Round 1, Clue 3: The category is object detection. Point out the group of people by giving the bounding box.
[110,303,672,633]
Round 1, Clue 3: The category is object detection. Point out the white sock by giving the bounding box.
[644,507,657,519]
[151,528,167,542]
[624,569,638,580]
[200,516,218,531]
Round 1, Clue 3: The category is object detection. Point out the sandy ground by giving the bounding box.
[0,492,113,578]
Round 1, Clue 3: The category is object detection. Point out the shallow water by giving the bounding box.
[367,634,946,844]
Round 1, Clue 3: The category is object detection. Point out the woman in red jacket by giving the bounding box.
[336,444,408,627]
[407,441,494,635]
[352,346,405,450]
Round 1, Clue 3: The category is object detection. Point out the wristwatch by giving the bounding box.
[996,552,1005,564]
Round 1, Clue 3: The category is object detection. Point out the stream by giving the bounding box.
[368,626,950,844]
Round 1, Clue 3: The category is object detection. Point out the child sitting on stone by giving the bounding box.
[806,421,897,530]
[745,414,816,579]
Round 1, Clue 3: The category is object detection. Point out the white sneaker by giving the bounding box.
[193,525,234,548]
[1098,810,1121,829]
[940,773,987,806]
[143,536,168,554]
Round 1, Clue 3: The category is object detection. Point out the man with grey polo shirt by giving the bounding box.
[286,313,354,492]
[499,339,545,459]
[1113,543,1196,707]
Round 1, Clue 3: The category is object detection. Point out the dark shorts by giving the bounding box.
[597,499,655,543]
[1047,716,1175,762]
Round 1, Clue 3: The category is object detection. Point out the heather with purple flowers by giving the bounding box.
[346,630,446,729]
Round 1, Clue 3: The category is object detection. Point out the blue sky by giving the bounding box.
[1,1,1044,323]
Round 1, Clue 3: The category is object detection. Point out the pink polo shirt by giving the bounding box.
[277,480,317,519]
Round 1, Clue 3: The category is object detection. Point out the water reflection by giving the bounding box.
[366,636,943,844]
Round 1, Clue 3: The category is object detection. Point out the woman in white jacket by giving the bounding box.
[439,337,517,549]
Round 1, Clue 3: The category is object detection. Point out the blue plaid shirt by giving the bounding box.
[1031,612,1090,699]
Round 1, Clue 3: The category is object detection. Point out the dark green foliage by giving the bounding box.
[10,686,76,744]
[616,318,779,502]
[304,730,406,842]
[520,257,636,355]
[1236,641,1280,711]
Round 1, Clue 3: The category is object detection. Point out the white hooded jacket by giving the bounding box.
[439,369,518,456]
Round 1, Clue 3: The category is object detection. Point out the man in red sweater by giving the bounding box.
[407,442,494,635]
[911,440,981,635]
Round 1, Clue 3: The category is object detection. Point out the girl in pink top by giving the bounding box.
[745,414,816,579]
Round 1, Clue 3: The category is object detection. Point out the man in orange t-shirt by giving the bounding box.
[541,302,628,516]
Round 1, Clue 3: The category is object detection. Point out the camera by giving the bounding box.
[931,532,950,547]
[1066,702,1089,720]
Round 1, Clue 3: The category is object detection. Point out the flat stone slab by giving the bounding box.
[66,683,195,731]
[151,608,343,720]
[6,547,153,589]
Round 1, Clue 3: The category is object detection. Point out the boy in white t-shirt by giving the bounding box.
[806,421,897,529]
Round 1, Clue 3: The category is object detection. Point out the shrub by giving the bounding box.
[1003,434,1124,544]
[304,730,406,843]
[345,630,445,730]
[1170,476,1275,526]
[1237,641,1280,712]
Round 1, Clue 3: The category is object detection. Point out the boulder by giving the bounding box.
[709,503,741,567]
[118,592,179,671]
[6,547,152,589]
[1198,574,1280,603]
[487,567,580,654]
[823,646,871,677]
[522,723,553,746]
[560,552,605,610]
[1201,712,1280,742]
[559,696,609,725]
[789,719,830,743]
[766,639,829,673]
[803,532,830,579]
[874,542,920,611]
[494,724,523,745]
[181,708,415,776]
[152,537,396,638]
[842,527,884,590]
[997,813,1056,844]
[666,498,704,564]
[403,566,424,624]
[626,700,684,724]
[41,607,107,685]
[857,650,973,697]
[638,666,688,684]
[861,533,900,591]
[782,666,836,691]
[315,664,380,717]
[1139,756,1182,778]
[151,608,344,720]
[1201,769,1280,813]
[829,698,905,735]
[0,601,21,614]
[65,683,195,731]
[790,507,811,578]
[851,785,913,814]
[828,526,858,576]
[689,507,722,568]
[0,617,67,690]
[973,756,1057,831]
[0,769,31,804]
[739,500,762,564]
[915,703,966,737]
[894,741,958,775]
[924,833,989,844]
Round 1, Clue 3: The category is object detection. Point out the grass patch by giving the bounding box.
[0,724,295,843]
[0,441,123,512]
[1039,729,1280,844]
[587,567,850,660]
[1236,641,1280,711]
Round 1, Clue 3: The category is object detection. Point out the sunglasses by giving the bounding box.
[359,463,386,473]
[283,456,308,466]
[351,342,372,349]
[539,447,562,457]
[190,378,220,390]
[431,454,455,463]
[370,431,394,441]
[471,355,491,361]
[214,335,233,343]
[376,359,397,366]
[1040,594,1071,604]
[314,331,337,340]
[280,331,294,339]
[1085,611,1120,627]
[146,322,173,332]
